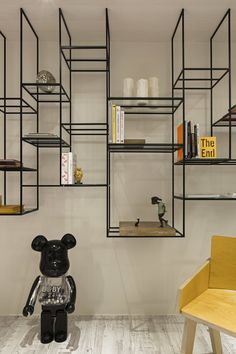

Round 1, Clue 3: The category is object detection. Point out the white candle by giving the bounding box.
[136,78,148,105]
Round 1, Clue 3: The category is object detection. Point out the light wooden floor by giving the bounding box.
[1,315,236,353]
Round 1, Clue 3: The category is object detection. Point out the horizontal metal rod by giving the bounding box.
[71,69,108,72]
[66,58,107,62]
[109,97,183,101]
[61,45,107,49]
[63,123,108,126]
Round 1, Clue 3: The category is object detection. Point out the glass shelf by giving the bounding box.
[0,166,36,171]
[109,143,183,153]
[175,195,236,201]
[22,136,70,148]
[213,105,236,127]
[0,98,37,114]
[22,83,70,103]
[173,68,229,90]
[175,158,230,165]
[62,122,108,136]
[108,97,183,115]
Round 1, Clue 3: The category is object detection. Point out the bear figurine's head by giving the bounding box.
[31,234,76,277]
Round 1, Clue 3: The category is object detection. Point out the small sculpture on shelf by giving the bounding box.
[36,70,56,93]
[74,167,83,184]
[151,196,168,227]
[22,234,77,344]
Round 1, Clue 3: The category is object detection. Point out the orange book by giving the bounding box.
[177,123,183,161]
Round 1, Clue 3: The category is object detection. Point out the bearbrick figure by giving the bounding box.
[23,234,76,344]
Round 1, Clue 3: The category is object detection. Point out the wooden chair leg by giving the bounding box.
[209,328,222,354]
[181,318,197,354]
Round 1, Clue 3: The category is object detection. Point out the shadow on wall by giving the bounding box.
[20,317,81,351]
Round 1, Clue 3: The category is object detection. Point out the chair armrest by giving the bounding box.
[177,259,210,312]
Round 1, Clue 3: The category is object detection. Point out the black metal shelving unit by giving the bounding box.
[172,9,233,209]
[58,8,109,189]
[20,8,71,190]
[0,30,37,215]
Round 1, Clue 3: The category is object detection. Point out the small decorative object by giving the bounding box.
[135,218,140,227]
[148,77,159,105]
[123,77,134,105]
[36,70,56,93]
[23,234,77,344]
[74,167,83,184]
[136,78,148,105]
[151,196,168,228]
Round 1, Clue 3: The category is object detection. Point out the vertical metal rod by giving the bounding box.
[69,22,72,152]
[106,8,110,236]
[20,9,23,214]
[3,34,7,205]
[59,10,62,185]
[210,38,213,137]
[182,9,185,237]
[171,29,174,228]
[228,10,231,160]
[36,26,39,209]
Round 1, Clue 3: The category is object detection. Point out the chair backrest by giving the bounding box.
[209,235,236,290]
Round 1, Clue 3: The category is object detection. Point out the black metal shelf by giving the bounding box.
[175,195,236,201]
[173,68,229,90]
[108,97,183,115]
[213,105,236,127]
[61,45,108,72]
[22,83,70,103]
[108,227,184,238]
[175,158,230,165]
[62,122,108,136]
[0,98,37,114]
[22,136,70,148]
[0,166,37,171]
[23,183,107,187]
[109,143,182,153]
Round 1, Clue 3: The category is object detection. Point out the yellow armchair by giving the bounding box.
[178,235,236,354]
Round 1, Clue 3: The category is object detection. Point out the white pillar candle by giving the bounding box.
[149,77,159,105]
[123,78,134,97]
[136,78,148,105]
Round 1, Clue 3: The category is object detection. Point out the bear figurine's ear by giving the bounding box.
[61,234,76,249]
[31,235,48,252]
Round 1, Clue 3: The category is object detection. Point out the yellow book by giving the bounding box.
[112,104,116,143]
[200,136,216,158]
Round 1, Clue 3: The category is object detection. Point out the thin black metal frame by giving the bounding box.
[0,27,37,215]
[172,9,232,214]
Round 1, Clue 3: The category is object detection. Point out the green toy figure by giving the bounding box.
[151,196,168,227]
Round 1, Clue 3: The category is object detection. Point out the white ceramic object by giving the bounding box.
[136,78,148,105]
[123,78,134,105]
[149,77,159,105]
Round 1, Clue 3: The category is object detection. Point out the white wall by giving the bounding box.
[0,37,235,316]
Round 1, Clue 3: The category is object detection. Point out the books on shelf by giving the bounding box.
[0,159,22,167]
[61,152,77,185]
[109,103,125,144]
[177,121,200,161]
[0,204,24,214]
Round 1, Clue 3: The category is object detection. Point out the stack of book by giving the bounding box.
[0,159,22,168]
[61,152,77,184]
[177,121,200,161]
[108,103,125,144]
[0,205,24,214]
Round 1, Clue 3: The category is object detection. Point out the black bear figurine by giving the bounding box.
[23,234,76,344]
